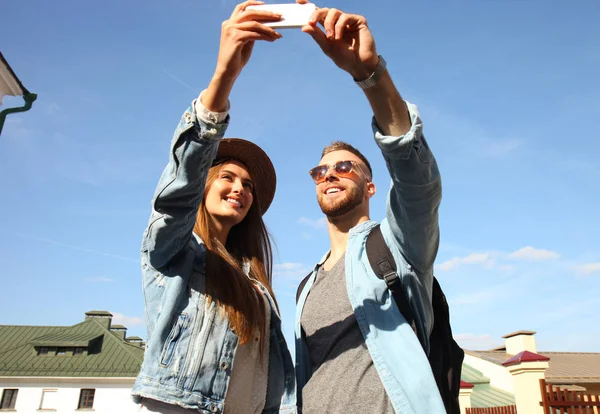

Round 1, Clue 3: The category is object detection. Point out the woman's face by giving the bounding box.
[205,161,254,229]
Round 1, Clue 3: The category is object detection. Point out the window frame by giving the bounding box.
[77,389,95,410]
[38,388,58,411]
[0,388,18,410]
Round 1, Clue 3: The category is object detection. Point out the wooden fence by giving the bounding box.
[541,379,600,414]
[466,406,517,414]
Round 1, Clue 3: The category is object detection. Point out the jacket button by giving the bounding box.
[210,404,219,413]
[220,361,229,370]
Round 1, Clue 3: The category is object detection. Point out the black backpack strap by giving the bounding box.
[366,224,416,333]
[429,277,464,414]
[296,272,312,303]
[367,225,464,414]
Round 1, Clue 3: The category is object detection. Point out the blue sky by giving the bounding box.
[2,0,599,353]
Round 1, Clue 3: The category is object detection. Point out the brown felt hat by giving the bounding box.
[214,138,276,215]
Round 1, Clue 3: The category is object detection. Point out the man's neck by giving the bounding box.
[324,212,370,270]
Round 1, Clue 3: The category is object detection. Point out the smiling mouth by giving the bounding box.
[324,187,344,195]
[225,198,243,208]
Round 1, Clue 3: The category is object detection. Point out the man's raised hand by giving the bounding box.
[296,1,379,80]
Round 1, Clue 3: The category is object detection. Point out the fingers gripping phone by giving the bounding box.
[246,3,316,28]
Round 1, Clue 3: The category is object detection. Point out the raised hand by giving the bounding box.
[215,0,283,80]
[297,1,379,80]
[204,1,282,112]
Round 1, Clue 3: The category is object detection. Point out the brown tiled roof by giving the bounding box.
[466,350,600,384]
[543,352,600,384]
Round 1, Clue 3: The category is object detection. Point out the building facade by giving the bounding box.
[0,311,144,413]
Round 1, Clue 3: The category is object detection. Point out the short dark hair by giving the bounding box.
[321,141,373,177]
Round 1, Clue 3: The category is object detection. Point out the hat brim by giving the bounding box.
[214,138,276,215]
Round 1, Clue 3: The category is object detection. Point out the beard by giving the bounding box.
[317,185,365,218]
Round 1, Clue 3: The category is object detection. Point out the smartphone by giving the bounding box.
[246,3,316,29]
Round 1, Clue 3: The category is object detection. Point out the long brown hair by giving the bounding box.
[193,161,276,345]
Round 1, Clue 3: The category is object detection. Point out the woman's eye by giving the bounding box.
[221,174,232,181]
[244,183,254,191]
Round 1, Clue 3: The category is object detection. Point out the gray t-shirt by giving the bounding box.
[300,255,395,413]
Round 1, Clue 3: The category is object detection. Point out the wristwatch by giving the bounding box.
[354,55,387,90]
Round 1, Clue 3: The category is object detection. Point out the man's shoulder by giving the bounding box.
[348,219,381,237]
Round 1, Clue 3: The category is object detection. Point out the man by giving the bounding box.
[295,3,446,413]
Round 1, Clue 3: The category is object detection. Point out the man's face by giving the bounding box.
[313,150,372,218]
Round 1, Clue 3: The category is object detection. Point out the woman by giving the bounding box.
[131,2,295,413]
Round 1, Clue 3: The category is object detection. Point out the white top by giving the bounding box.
[223,290,271,414]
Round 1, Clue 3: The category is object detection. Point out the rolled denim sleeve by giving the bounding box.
[142,101,230,269]
[373,102,441,274]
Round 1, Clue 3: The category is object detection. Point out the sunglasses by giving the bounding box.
[308,160,369,184]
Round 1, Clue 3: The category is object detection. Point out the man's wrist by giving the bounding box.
[349,54,380,80]
[354,56,387,90]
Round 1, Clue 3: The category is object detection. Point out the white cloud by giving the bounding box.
[86,277,115,283]
[16,233,138,263]
[112,313,144,328]
[507,246,560,261]
[3,116,35,143]
[450,289,498,306]
[297,217,327,230]
[573,262,600,276]
[498,265,516,273]
[482,139,524,157]
[455,333,502,350]
[538,298,597,323]
[162,67,195,92]
[437,252,495,272]
[273,262,311,280]
[420,103,524,159]
[44,102,61,115]
[436,247,562,272]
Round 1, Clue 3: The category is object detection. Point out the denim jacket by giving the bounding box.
[131,103,297,414]
[295,103,446,413]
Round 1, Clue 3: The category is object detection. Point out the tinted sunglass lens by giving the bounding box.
[310,166,327,182]
[336,161,353,175]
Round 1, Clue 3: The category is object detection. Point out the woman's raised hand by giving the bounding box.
[203,1,282,112]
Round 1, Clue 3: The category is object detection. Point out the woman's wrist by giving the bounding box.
[203,73,236,113]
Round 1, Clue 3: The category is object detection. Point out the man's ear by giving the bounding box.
[366,181,376,199]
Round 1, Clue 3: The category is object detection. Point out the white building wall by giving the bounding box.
[463,354,514,393]
[0,377,139,414]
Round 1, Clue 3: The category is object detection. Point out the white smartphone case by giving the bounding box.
[246,3,316,29]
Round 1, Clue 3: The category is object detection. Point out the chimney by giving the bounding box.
[126,336,145,348]
[85,310,113,330]
[110,325,127,341]
[503,330,537,355]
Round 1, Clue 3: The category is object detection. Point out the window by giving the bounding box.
[56,348,66,356]
[0,389,18,410]
[73,347,84,356]
[39,389,58,411]
[38,346,49,355]
[78,389,95,409]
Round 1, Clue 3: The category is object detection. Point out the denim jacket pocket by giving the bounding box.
[160,312,189,367]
